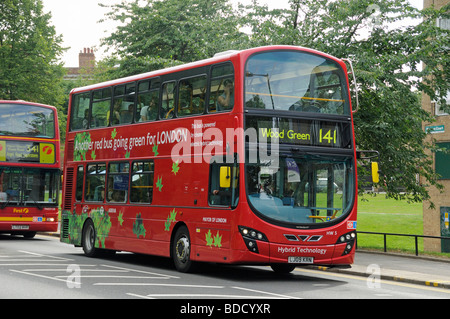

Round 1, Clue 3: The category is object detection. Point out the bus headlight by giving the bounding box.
[238,226,268,254]
[336,231,356,255]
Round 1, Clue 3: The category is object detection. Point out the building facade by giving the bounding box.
[422,0,450,253]
[64,48,96,81]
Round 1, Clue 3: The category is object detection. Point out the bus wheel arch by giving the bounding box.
[170,222,197,273]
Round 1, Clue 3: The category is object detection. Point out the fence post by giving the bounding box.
[415,236,419,256]
[384,233,387,252]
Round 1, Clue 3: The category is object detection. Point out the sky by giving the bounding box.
[42,0,424,67]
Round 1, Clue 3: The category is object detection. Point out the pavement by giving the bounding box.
[41,231,450,289]
[314,250,450,289]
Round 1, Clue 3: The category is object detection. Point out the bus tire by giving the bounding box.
[172,225,196,273]
[82,219,99,257]
[270,264,296,274]
[23,232,36,239]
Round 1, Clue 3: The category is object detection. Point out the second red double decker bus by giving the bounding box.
[0,100,61,238]
[61,45,367,273]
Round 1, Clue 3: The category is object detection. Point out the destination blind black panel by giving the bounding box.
[246,116,352,149]
[0,140,55,164]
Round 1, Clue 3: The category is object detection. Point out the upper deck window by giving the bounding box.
[0,103,55,138]
[245,51,350,115]
[70,92,91,131]
[209,63,235,113]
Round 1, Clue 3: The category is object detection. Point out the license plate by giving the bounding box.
[12,225,30,230]
[288,256,314,264]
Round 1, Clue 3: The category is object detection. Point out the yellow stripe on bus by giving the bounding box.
[0,217,46,222]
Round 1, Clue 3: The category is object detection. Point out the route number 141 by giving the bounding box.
[319,129,337,144]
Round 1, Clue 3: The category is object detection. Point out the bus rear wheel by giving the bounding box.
[172,225,196,273]
[82,219,99,257]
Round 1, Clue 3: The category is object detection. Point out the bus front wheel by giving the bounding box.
[172,225,196,273]
[271,264,296,274]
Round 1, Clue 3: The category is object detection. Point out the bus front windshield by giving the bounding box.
[0,104,55,138]
[246,154,355,225]
[0,167,59,207]
[245,51,350,115]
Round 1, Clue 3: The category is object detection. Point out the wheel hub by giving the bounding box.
[176,236,190,263]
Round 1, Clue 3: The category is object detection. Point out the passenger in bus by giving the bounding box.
[141,100,158,122]
[121,104,134,123]
[145,96,159,121]
[140,103,149,122]
[107,101,121,125]
[82,109,90,128]
[109,190,125,202]
[217,79,234,111]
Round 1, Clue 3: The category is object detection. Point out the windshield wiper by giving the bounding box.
[1,199,11,209]
[27,198,43,210]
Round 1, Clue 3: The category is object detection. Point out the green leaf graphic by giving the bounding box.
[205,230,214,247]
[132,213,146,238]
[152,144,159,156]
[169,209,177,222]
[156,176,163,191]
[213,231,222,248]
[172,160,180,175]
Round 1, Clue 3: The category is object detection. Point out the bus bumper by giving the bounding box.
[0,218,59,233]
[230,241,355,266]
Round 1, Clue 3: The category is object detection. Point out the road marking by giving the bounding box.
[101,264,179,279]
[127,286,299,299]
[94,283,224,288]
[22,268,127,272]
[18,250,73,261]
[56,275,172,279]
[126,293,156,299]
[132,293,284,299]
[10,269,73,284]
[232,286,299,299]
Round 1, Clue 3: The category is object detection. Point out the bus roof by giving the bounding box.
[70,45,343,95]
[0,100,57,111]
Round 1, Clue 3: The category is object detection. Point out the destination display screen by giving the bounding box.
[246,116,352,149]
[0,140,55,164]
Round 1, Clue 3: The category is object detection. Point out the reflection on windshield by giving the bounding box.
[245,51,349,115]
[0,167,59,207]
[246,154,354,225]
[0,103,55,138]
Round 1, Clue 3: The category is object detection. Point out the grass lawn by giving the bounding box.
[356,194,425,253]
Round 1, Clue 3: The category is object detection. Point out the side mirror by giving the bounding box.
[220,166,231,188]
[371,162,380,184]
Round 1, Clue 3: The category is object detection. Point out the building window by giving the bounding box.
[435,90,450,116]
[436,142,450,179]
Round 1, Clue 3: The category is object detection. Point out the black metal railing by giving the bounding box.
[356,231,450,256]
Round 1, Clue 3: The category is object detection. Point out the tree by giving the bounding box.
[240,0,450,204]
[0,0,66,108]
[99,0,248,78]
[98,0,450,204]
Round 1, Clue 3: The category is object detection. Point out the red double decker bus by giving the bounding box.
[61,45,369,272]
[0,101,61,238]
